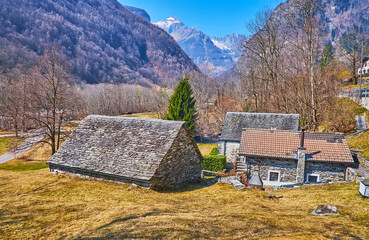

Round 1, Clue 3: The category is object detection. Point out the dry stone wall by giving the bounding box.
[151,127,202,189]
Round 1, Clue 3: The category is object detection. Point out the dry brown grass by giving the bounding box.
[60,121,81,131]
[123,112,160,119]
[347,131,369,159]
[0,130,15,135]
[1,134,368,239]
[0,166,368,239]
[18,141,53,162]
[197,143,218,155]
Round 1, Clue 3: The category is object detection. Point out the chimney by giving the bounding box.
[296,129,306,183]
[249,170,263,189]
[300,129,306,148]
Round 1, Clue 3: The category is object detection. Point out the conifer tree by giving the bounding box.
[165,75,197,132]
[320,42,334,68]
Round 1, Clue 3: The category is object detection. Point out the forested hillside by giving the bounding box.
[0,0,198,86]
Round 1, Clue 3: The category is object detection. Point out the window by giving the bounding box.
[307,174,320,183]
[268,170,280,182]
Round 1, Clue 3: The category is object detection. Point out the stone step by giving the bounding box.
[229,180,246,190]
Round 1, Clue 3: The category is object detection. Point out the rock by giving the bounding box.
[311,205,339,216]
[229,180,246,190]
[218,175,239,184]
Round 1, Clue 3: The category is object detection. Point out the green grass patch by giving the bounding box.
[347,131,369,159]
[0,160,48,172]
[0,137,26,155]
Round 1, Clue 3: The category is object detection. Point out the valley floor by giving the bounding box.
[0,163,368,239]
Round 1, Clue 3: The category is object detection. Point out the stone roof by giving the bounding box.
[239,129,354,163]
[48,115,187,182]
[220,112,299,142]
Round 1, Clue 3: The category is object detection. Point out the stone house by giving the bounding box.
[358,57,369,76]
[238,129,355,186]
[47,115,203,190]
[218,112,299,168]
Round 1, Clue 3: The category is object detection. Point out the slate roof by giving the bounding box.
[48,115,186,181]
[239,129,354,163]
[220,112,299,142]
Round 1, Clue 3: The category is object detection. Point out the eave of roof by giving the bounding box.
[240,154,355,164]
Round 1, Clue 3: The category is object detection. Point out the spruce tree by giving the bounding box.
[320,42,334,68]
[165,75,197,132]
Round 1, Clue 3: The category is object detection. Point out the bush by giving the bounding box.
[321,98,362,134]
[202,155,226,172]
[209,147,218,155]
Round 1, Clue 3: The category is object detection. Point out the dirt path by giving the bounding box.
[0,129,46,164]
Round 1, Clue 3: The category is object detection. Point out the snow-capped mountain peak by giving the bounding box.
[155,16,244,76]
[155,16,182,31]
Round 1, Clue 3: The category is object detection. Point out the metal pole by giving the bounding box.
[359,40,364,105]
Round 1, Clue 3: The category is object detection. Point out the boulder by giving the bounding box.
[311,205,339,216]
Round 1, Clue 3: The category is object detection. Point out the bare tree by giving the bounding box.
[27,44,78,154]
[0,78,23,136]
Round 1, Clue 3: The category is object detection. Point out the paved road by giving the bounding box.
[0,128,46,164]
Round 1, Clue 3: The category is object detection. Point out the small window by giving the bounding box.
[268,170,280,182]
[307,174,320,183]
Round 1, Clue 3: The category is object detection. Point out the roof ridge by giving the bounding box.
[226,112,300,116]
[242,128,345,136]
[86,115,186,125]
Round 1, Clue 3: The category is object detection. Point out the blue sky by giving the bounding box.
[119,0,285,37]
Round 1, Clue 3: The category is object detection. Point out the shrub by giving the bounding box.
[209,147,218,155]
[202,155,226,172]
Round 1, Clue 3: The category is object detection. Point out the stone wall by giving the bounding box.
[151,127,203,190]
[305,162,346,182]
[241,156,350,183]
[244,157,297,183]
[218,141,240,168]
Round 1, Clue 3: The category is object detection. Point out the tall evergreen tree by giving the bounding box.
[320,42,334,68]
[165,75,197,132]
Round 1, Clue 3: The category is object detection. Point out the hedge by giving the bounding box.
[209,147,218,155]
[202,155,227,172]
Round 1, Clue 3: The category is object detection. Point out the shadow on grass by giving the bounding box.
[96,211,160,230]
[157,178,218,194]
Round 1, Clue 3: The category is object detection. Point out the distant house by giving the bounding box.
[358,57,369,76]
[218,112,299,167]
[48,115,203,190]
[238,129,355,186]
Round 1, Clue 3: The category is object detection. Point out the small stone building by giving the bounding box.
[48,115,203,190]
[218,112,299,167]
[239,129,355,186]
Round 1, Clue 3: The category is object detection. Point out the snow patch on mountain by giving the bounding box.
[211,39,231,51]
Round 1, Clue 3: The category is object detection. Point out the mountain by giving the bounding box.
[155,16,244,76]
[0,0,198,86]
[124,5,151,22]
[273,0,369,47]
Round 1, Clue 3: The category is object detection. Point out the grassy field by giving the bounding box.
[342,84,369,89]
[0,166,368,239]
[1,123,368,239]
[197,143,218,155]
[347,131,369,159]
[123,112,160,119]
[0,137,26,155]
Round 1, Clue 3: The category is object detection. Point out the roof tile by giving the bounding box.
[239,129,354,163]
